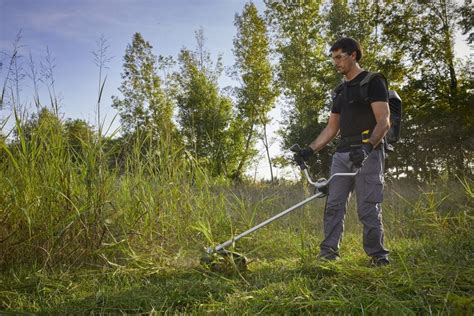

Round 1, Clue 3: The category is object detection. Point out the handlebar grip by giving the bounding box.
[289,144,301,153]
[290,144,307,170]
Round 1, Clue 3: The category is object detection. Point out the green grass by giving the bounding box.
[1,227,472,314]
[1,179,473,314]
[1,114,473,314]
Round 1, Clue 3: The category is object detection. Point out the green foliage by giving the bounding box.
[232,2,277,180]
[381,0,473,180]
[266,0,472,180]
[1,174,473,314]
[64,118,94,161]
[1,1,473,313]
[176,31,237,177]
[0,108,221,269]
[265,0,335,175]
[111,32,175,139]
[457,0,474,44]
[324,0,406,79]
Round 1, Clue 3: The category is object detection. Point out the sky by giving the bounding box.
[0,0,266,120]
[0,0,471,180]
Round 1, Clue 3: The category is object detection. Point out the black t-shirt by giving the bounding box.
[331,71,388,140]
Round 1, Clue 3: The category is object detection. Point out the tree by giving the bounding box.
[265,0,334,176]
[324,0,406,82]
[64,118,94,161]
[457,0,474,45]
[233,2,277,181]
[17,107,62,143]
[112,33,175,140]
[176,29,237,177]
[381,0,473,179]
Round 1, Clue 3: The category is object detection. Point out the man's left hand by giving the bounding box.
[349,143,373,168]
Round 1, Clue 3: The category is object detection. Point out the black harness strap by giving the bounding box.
[360,72,388,103]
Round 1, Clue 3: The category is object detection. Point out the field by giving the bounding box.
[0,120,473,314]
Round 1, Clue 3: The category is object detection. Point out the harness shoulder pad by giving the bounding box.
[360,72,388,101]
[360,72,387,87]
[332,81,345,101]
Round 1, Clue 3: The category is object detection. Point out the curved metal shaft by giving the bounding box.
[210,192,324,253]
[304,168,358,188]
[207,168,359,254]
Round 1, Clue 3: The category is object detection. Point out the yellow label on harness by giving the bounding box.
[361,130,370,143]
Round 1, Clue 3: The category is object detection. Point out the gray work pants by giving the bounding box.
[319,149,389,259]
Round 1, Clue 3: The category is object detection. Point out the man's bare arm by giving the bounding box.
[308,113,340,152]
[369,101,390,146]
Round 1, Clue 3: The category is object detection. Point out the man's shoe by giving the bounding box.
[318,254,340,262]
[370,256,390,266]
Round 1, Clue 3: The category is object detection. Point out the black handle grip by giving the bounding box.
[289,144,301,153]
[289,144,307,170]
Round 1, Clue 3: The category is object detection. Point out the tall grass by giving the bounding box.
[0,110,234,270]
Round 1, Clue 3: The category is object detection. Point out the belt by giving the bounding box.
[340,129,371,147]
[338,130,383,151]
[339,134,367,148]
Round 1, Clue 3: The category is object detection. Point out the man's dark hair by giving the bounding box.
[330,37,363,62]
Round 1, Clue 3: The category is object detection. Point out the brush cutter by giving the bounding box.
[200,144,359,272]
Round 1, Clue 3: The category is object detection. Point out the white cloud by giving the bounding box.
[28,11,75,31]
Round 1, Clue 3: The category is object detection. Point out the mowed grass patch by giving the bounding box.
[1,221,472,314]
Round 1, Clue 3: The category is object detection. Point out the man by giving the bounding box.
[297,37,390,266]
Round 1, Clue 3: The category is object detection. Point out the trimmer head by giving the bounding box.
[200,248,248,273]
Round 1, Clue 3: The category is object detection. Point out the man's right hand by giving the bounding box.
[293,146,314,169]
[298,146,314,161]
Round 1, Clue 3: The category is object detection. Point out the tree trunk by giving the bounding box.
[261,122,274,182]
[233,122,255,181]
